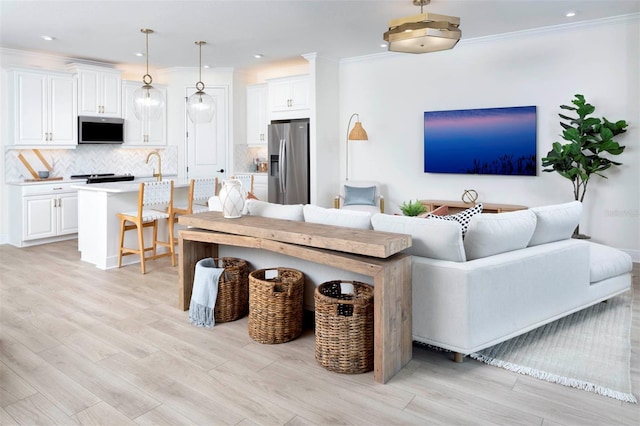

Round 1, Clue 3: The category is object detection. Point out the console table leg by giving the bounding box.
[178,236,217,310]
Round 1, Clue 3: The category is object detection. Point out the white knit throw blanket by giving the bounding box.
[189,258,225,328]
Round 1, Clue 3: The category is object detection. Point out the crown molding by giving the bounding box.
[341,13,640,65]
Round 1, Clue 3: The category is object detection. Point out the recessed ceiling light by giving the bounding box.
[380,43,388,48]
[41,36,55,41]
[135,52,144,57]
[566,11,577,17]
[254,54,263,59]
[203,65,210,69]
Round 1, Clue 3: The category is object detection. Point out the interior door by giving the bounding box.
[185,86,228,179]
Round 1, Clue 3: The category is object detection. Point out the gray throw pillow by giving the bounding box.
[343,185,376,206]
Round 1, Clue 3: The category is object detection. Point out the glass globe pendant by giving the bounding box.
[186,41,215,123]
[133,29,164,122]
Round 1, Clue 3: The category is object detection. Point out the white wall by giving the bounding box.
[340,16,639,256]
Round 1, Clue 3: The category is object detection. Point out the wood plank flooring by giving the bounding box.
[1,240,638,425]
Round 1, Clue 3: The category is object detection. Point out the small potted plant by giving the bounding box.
[400,199,427,216]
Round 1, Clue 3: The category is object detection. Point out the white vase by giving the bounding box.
[219,179,246,218]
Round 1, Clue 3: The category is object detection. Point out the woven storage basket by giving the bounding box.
[314,280,374,374]
[212,257,249,323]
[248,267,304,344]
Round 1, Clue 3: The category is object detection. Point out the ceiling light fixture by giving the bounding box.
[186,41,215,124]
[566,11,577,17]
[133,29,164,123]
[383,0,461,54]
[41,35,55,41]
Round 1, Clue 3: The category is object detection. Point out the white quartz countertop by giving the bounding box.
[72,178,190,193]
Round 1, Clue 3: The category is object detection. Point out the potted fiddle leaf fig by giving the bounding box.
[541,94,628,238]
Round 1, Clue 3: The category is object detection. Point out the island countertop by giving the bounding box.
[72,178,190,193]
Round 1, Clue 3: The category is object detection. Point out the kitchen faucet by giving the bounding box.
[146,150,162,181]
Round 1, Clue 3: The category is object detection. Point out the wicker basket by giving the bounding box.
[314,280,374,374]
[212,257,249,323]
[248,267,304,344]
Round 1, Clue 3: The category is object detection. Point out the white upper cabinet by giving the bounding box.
[246,83,268,145]
[268,74,310,119]
[121,80,167,147]
[9,69,77,147]
[71,64,122,117]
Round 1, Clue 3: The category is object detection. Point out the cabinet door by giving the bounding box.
[246,84,268,145]
[268,80,293,112]
[101,72,122,117]
[48,75,77,146]
[289,76,310,110]
[24,195,56,240]
[77,69,100,115]
[14,71,47,145]
[253,175,268,200]
[58,193,79,235]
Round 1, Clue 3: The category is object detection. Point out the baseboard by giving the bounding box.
[623,248,640,263]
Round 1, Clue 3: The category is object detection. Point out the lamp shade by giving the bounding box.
[187,91,216,123]
[348,121,368,140]
[133,84,164,122]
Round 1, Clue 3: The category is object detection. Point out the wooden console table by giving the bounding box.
[178,211,413,384]
[420,199,527,214]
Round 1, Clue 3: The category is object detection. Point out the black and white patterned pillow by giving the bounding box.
[426,203,483,236]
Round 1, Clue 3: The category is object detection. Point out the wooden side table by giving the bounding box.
[420,199,527,214]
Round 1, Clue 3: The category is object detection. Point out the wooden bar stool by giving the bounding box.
[231,174,254,194]
[117,181,175,274]
[173,178,218,250]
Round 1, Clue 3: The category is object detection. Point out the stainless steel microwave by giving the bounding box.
[78,116,124,144]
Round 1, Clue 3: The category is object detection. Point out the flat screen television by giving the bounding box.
[423,106,537,175]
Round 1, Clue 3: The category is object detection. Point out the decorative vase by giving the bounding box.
[219,179,246,218]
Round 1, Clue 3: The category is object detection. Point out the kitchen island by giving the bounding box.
[72,179,190,269]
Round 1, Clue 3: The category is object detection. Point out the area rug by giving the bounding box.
[470,290,637,403]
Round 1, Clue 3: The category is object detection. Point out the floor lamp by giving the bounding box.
[346,113,368,181]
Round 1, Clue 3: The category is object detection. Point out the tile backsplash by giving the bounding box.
[5,145,178,182]
[234,145,267,173]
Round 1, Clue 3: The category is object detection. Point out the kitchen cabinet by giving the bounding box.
[268,74,310,119]
[71,64,122,117]
[7,182,79,247]
[121,80,167,147]
[246,83,268,145]
[253,174,268,201]
[8,69,77,147]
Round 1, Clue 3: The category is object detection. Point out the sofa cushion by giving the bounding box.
[303,204,372,229]
[464,210,537,260]
[371,213,466,262]
[425,203,483,236]
[244,199,304,221]
[343,185,376,206]
[589,242,632,283]
[528,201,582,246]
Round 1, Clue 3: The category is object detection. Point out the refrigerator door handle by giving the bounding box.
[278,139,286,194]
[280,138,287,194]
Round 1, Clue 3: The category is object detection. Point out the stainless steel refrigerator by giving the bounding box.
[268,119,310,204]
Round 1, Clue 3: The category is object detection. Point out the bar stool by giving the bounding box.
[173,177,218,217]
[117,181,175,274]
[231,174,254,194]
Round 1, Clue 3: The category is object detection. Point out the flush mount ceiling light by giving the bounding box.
[383,0,461,54]
[186,41,215,123]
[133,29,164,123]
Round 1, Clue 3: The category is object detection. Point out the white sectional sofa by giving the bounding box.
[211,198,633,357]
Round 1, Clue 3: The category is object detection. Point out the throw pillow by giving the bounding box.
[371,213,466,262]
[245,199,304,221]
[343,185,376,206]
[425,203,483,236]
[303,204,372,229]
[528,201,582,246]
[463,210,537,260]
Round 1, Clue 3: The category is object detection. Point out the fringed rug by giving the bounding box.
[470,289,636,403]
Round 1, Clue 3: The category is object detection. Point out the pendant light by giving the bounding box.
[133,29,164,122]
[186,41,215,123]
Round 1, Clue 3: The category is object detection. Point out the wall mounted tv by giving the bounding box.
[424,105,537,176]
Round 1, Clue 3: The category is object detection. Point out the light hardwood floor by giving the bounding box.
[1,240,638,425]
